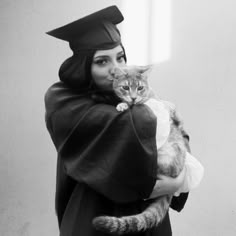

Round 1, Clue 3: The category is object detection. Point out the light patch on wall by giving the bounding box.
[120,0,171,65]
[120,0,149,65]
[150,0,171,64]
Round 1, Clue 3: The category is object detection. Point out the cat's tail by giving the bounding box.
[92,196,171,234]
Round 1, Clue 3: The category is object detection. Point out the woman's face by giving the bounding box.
[91,45,126,90]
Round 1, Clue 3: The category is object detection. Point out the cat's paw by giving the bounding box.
[116,102,129,112]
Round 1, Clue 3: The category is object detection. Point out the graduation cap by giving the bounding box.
[46,5,124,53]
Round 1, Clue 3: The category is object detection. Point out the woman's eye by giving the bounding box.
[94,59,107,65]
[138,86,144,91]
[122,86,129,90]
[117,55,125,63]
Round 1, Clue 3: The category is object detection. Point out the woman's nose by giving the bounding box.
[110,67,115,76]
[110,67,123,78]
[110,66,119,77]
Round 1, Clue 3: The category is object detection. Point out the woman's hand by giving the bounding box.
[148,166,187,199]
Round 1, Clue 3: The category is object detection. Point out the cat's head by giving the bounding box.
[112,66,152,105]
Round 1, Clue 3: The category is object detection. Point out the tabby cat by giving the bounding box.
[92,66,187,234]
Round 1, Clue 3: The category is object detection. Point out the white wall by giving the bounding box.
[0,0,235,235]
[148,1,236,235]
[0,1,122,235]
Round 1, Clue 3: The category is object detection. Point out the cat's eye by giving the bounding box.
[138,86,144,91]
[122,86,130,90]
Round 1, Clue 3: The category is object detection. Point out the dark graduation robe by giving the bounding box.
[44,82,188,236]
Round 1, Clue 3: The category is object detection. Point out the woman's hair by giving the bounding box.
[58,44,127,90]
[59,50,95,89]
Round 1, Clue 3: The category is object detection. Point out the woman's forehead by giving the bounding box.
[93,45,123,57]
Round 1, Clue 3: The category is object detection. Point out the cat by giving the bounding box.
[92,66,188,234]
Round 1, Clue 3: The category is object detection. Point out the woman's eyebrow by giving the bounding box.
[93,55,109,59]
[117,51,124,55]
[94,50,124,59]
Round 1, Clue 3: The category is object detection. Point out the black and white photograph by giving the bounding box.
[0,0,235,235]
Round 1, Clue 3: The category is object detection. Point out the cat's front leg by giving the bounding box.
[116,102,129,112]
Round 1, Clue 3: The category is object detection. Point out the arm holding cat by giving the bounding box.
[145,98,204,209]
[149,165,187,198]
[162,100,204,196]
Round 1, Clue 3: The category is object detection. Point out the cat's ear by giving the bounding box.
[138,65,153,79]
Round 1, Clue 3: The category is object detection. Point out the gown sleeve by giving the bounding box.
[45,82,158,203]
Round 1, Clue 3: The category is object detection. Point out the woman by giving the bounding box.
[45,6,189,236]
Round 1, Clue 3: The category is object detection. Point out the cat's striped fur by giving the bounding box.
[92,66,187,234]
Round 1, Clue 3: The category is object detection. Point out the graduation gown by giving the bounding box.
[44,82,188,236]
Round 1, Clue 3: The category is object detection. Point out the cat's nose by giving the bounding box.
[131,97,137,103]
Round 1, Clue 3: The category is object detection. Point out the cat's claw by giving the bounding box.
[116,102,129,112]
